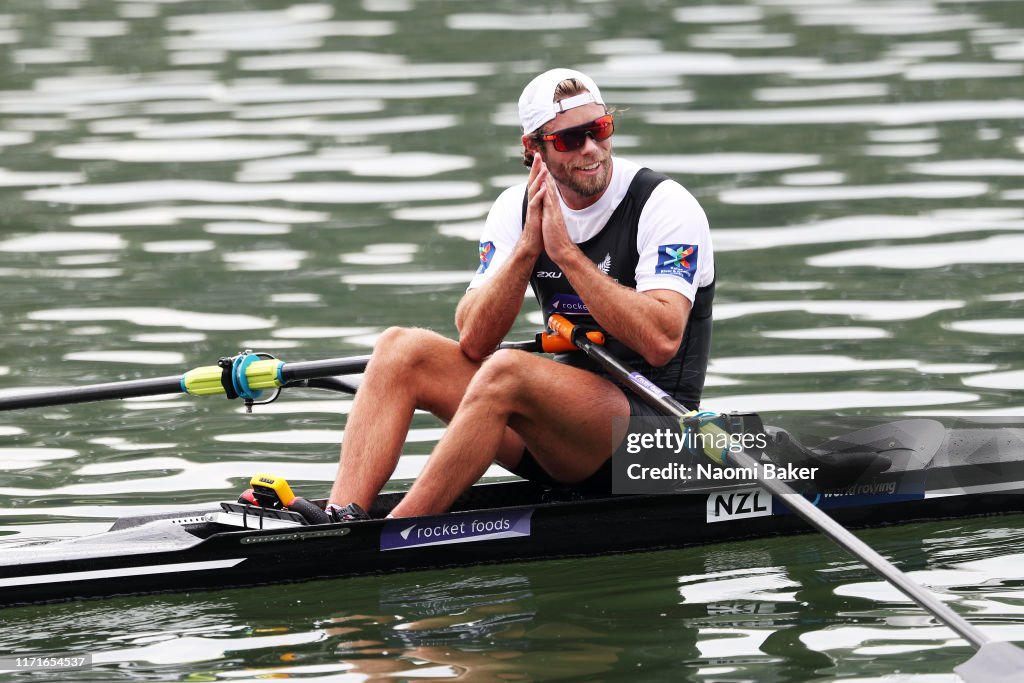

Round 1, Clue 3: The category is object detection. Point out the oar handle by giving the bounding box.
[546,314,587,349]
[497,326,605,354]
[541,328,604,353]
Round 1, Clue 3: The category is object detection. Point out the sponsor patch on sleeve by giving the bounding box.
[655,244,698,284]
[477,241,495,274]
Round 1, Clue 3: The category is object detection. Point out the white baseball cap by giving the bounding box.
[517,68,605,135]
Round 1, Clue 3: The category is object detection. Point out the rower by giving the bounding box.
[323,67,716,519]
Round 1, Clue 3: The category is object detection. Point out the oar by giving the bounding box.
[546,314,1024,682]
[0,328,605,413]
[0,353,372,411]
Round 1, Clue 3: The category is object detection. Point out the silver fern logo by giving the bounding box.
[597,253,612,274]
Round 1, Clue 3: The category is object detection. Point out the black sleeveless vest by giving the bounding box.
[524,168,714,410]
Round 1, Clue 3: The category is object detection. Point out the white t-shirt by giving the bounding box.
[468,157,714,303]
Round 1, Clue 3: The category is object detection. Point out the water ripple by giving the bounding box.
[241,151,475,180]
[674,6,764,24]
[808,234,1024,269]
[946,319,1024,335]
[63,351,187,365]
[28,307,275,330]
[630,153,820,174]
[70,205,328,227]
[646,100,1024,126]
[714,300,963,322]
[755,83,890,102]
[962,371,1024,391]
[720,182,988,205]
[761,327,891,340]
[703,391,977,413]
[54,139,308,163]
[714,211,1024,252]
[26,179,482,205]
[167,19,394,53]
[0,168,84,186]
[910,159,1024,176]
[710,356,994,376]
[446,13,591,30]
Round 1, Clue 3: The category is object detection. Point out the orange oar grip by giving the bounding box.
[539,334,576,353]
[548,314,575,341]
[545,315,604,351]
[541,333,600,353]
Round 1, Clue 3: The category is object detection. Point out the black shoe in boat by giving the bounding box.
[326,502,370,522]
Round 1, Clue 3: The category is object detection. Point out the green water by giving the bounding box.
[1,0,1023,680]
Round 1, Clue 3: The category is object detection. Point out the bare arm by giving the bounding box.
[456,158,549,360]
[539,169,689,367]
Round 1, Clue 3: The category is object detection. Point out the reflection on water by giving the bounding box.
[1,0,1024,679]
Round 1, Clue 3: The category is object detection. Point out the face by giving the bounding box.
[529,103,613,202]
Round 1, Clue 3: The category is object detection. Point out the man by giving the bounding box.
[325,68,714,520]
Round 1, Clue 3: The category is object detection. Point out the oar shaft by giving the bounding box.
[546,314,991,650]
[731,446,988,648]
[0,376,184,411]
[279,356,371,382]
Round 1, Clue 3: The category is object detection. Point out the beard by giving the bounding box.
[541,149,613,199]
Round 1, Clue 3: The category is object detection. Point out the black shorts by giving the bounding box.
[508,391,671,495]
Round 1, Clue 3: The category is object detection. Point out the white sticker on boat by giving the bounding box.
[0,558,246,588]
[706,487,772,523]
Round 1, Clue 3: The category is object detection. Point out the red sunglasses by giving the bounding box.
[537,114,614,152]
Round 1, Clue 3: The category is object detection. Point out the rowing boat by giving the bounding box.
[2,413,1022,608]
[4,333,1023,679]
[2,323,1022,681]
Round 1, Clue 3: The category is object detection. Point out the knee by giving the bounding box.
[369,327,447,370]
[465,349,530,402]
[374,326,440,354]
[482,348,529,373]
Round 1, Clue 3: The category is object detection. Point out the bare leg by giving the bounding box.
[328,327,525,511]
[390,349,629,517]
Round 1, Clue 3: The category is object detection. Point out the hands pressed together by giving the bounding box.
[521,155,577,268]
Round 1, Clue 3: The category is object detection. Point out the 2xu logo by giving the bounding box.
[535,271,563,279]
[706,487,772,523]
